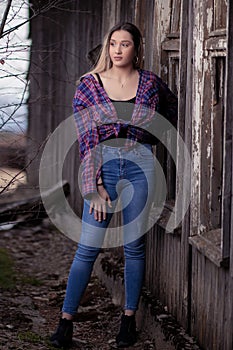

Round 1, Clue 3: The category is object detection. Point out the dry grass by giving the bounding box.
[0,167,27,194]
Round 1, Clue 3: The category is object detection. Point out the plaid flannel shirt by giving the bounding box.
[73,69,178,198]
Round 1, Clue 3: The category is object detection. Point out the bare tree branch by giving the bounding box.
[0,0,13,38]
[0,79,29,130]
[0,135,48,195]
[0,0,88,39]
[0,0,85,196]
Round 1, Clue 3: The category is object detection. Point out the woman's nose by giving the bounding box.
[115,44,122,54]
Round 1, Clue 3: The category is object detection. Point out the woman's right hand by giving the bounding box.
[89,185,112,222]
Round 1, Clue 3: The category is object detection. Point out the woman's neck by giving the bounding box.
[99,64,139,100]
[108,65,136,81]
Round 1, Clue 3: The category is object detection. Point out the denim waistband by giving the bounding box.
[101,142,152,153]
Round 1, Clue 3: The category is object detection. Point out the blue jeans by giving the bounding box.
[62,143,156,315]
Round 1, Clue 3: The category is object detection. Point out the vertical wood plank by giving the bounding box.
[222,0,233,262]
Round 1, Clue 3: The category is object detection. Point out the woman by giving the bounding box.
[50,22,177,348]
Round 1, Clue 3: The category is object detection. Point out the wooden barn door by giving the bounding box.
[190,0,229,266]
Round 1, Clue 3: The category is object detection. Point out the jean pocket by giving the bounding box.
[133,144,153,159]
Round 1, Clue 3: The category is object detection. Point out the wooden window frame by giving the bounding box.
[155,45,180,234]
[190,46,230,268]
[156,0,182,234]
[189,1,231,268]
[211,0,227,33]
[168,0,181,38]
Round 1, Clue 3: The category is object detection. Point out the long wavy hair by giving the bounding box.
[84,22,144,77]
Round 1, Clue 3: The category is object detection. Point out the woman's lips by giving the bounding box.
[114,56,123,60]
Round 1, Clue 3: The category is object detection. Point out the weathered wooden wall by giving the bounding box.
[188,1,233,349]
[27,1,233,349]
[141,2,233,350]
[27,0,104,216]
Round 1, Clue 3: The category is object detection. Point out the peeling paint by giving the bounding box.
[207,143,211,159]
[199,224,206,233]
[206,7,213,33]
[162,65,168,75]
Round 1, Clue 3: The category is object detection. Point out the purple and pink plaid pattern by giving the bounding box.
[73,69,178,197]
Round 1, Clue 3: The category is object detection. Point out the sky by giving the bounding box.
[0,0,30,134]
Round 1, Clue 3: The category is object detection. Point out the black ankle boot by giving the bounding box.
[50,318,73,348]
[116,314,137,348]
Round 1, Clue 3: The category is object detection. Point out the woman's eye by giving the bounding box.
[110,42,130,47]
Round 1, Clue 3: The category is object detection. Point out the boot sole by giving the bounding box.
[50,339,72,349]
[116,340,136,348]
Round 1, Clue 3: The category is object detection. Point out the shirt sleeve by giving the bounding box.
[73,82,102,198]
[157,77,178,129]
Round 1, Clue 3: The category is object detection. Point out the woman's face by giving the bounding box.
[109,30,136,68]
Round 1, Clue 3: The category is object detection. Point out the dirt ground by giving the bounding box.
[0,164,157,349]
[0,167,197,350]
[0,217,157,350]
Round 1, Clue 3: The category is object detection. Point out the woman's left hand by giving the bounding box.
[89,185,112,222]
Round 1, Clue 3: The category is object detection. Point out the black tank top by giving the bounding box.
[95,73,136,121]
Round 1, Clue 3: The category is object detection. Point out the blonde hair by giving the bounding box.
[82,22,144,80]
